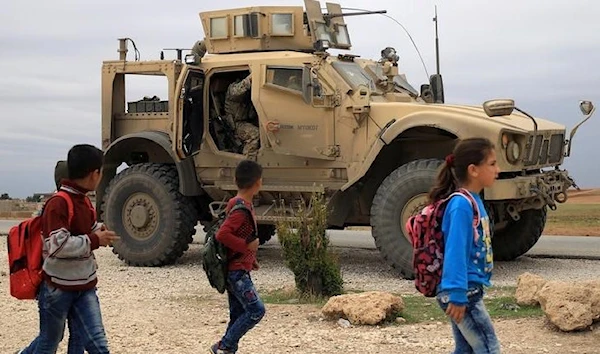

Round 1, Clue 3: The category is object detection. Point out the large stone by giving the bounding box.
[321,291,405,325]
[580,280,600,320]
[515,272,547,306]
[542,299,593,332]
[537,281,595,331]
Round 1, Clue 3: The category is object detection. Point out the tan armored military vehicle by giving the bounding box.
[97,0,595,277]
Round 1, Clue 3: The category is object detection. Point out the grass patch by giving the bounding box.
[262,285,543,325]
[485,296,543,319]
[261,287,329,306]
[397,295,446,323]
[545,203,600,236]
[397,293,543,324]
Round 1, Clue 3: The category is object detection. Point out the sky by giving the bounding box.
[1,0,599,198]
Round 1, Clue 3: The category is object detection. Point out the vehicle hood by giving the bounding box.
[369,101,566,133]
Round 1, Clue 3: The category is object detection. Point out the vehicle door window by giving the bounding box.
[266,67,303,92]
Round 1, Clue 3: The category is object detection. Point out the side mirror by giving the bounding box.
[429,74,445,103]
[302,66,311,104]
[312,78,322,98]
[420,84,434,103]
[580,100,594,116]
[302,66,322,103]
[483,99,515,117]
[566,100,596,157]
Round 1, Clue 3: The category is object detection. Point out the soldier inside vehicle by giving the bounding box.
[207,70,260,159]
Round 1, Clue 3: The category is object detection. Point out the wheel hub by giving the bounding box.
[130,205,149,228]
[400,193,429,240]
[123,193,159,241]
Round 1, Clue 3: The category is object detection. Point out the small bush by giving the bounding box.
[276,192,343,297]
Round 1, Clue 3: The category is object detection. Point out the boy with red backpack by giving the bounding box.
[209,160,265,354]
[13,144,119,354]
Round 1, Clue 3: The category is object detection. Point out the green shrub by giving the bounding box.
[276,192,343,297]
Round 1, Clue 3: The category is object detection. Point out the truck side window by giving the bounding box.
[266,67,302,92]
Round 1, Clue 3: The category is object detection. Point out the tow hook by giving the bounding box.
[530,186,557,211]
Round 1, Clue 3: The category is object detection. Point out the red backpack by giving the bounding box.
[7,191,75,300]
[405,189,480,297]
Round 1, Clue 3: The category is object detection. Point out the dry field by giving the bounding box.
[544,188,600,236]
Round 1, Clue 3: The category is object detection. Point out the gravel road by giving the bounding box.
[2,239,599,353]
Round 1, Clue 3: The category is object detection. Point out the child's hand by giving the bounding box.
[96,230,120,247]
[248,238,259,252]
[446,303,466,323]
[252,260,260,271]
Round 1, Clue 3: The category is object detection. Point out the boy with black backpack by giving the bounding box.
[15,144,120,354]
[209,160,265,354]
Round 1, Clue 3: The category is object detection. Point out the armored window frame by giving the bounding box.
[331,61,375,90]
[313,20,333,42]
[233,15,245,37]
[234,13,260,38]
[265,66,303,94]
[209,16,229,39]
[333,24,351,48]
[270,13,294,36]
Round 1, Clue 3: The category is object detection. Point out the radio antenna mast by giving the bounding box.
[433,5,440,76]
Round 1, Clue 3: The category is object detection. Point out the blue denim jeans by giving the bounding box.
[21,281,110,354]
[436,286,500,354]
[219,270,266,352]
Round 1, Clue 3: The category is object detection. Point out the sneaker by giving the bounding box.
[209,342,235,354]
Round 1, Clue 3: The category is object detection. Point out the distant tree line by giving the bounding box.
[0,193,44,202]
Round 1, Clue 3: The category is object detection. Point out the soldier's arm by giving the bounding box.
[226,74,252,101]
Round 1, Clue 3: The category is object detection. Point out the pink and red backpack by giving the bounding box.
[405,189,480,297]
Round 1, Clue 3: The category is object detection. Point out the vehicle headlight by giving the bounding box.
[502,133,522,164]
[506,140,521,163]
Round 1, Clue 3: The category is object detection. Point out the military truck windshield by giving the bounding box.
[393,75,419,97]
[332,61,375,90]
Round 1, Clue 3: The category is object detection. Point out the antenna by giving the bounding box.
[339,7,430,80]
[433,6,440,76]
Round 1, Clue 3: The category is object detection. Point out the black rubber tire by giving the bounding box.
[258,224,276,245]
[101,163,197,266]
[370,159,443,279]
[491,207,547,261]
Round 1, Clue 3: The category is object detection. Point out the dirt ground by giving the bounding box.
[2,240,600,354]
[564,188,600,204]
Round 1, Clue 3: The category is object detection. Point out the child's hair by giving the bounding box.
[67,144,104,180]
[54,160,69,189]
[428,138,495,202]
[235,160,263,189]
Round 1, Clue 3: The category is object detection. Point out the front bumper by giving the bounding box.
[483,169,574,209]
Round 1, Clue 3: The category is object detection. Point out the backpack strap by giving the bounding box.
[54,191,75,225]
[228,200,257,238]
[446,188,482,243]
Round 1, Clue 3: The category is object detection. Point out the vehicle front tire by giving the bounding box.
[491,207,547,261]
[101,163,198,266]
[370,159,443,279]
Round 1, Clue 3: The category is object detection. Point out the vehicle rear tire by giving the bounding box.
[491,207,547,261]
[101,163,197,266]
[370,159,443,279]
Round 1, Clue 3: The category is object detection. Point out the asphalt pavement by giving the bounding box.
[1,219,599,259]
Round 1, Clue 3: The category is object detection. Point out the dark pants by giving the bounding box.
[220,270,266,352]
[436,286,500,354]
[21,281,110,354]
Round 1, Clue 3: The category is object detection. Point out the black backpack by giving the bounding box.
[202,201,255,294]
